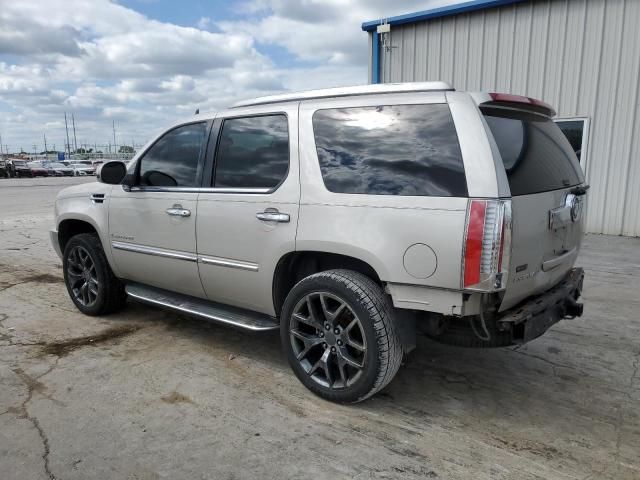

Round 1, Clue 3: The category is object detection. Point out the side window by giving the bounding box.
[312,104,467,197]
[214,115,289,189]
[138,122,207,187]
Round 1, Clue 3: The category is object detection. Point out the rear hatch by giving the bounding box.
[481,102,586,311]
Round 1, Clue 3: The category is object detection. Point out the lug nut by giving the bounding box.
[319,332,324,338]
[334,328,340,335]
[323,343,327,348]
[337,340,343,346]
[331,346,336,352]
[325,324,331,330]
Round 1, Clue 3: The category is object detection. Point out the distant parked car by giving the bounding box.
[91,160,104,170]
[44,162,74,176]
[69,163,95,176]
[7,160,28,177]
[24,161,50,177]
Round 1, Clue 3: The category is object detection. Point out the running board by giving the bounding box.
[125,283,279,332]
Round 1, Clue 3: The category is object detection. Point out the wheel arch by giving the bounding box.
[58,218,100,253]
[272,250,383,316]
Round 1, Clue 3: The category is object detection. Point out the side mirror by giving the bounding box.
[97,161,127,185]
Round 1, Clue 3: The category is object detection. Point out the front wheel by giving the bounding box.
[280,270,403,403]
[62,233,127,315]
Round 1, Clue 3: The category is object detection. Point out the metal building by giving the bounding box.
[362,0,640,236]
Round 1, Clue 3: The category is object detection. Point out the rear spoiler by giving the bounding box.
[472,92,556,118]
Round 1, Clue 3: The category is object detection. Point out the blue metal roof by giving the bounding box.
[361,0,527,31]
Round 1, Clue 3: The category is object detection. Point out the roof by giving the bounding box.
[361,0,527,31]
[232,82,454,108]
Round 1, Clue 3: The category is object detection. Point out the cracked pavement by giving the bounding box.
[0,176,639,479]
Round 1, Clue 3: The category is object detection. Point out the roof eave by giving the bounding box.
[361,0,527,31]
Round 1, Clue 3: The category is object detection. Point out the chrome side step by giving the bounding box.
[125,283,279,332]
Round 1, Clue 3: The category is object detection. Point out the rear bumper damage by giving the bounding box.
[498,268,585,344]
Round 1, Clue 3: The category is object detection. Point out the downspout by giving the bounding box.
[372,31,380,84]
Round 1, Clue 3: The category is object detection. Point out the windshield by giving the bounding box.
[482,107,584,196]
[27,161,43,167]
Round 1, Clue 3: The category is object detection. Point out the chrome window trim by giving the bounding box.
[198,255,259,272]
[112,241,198,262]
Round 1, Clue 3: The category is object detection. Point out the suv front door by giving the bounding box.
[196,106,299,315]
[109,121,210,297]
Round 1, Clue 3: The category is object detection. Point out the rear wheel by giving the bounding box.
[281,270,403,403]
[63,233,127,315]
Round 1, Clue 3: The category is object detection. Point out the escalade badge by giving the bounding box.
[570,195,582,222]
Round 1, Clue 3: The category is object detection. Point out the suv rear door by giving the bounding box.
[195,104,299,315]
[481,105,586,310]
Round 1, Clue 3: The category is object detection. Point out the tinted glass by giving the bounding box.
[214,115,289,189]
[312,104,467,196]
[138,122,207,187]
[483,109,584,196]
[556,120,585,161]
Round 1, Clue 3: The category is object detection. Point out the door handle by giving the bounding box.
[166,204,191,217]
[256,208,290,223]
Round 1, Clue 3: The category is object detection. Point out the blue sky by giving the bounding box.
[0,0,453,152]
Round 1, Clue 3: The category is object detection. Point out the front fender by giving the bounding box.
[55,184,120,276]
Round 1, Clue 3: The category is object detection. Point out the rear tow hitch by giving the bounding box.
[564,297,584,319]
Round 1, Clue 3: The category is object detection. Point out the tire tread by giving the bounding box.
[63,233,126,315]
[282,269,403,403]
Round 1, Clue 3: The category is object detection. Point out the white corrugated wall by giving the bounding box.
[374,0,640,236]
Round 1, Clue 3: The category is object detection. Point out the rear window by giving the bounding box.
[312,104,467,197]
[483,108,584,196]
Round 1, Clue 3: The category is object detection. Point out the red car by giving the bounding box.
[26,161,50,177]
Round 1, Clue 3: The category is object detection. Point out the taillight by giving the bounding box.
[463,199,511,291]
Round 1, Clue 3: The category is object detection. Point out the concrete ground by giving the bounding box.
[0,176,638,480]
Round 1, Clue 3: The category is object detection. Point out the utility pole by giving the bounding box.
[72,114,78,153]
[64,112,72,157]
[43,133,48,153]
[112,120,117,153]
[0,132,3,156]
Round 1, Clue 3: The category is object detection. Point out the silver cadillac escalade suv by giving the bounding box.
[51,82,587,403]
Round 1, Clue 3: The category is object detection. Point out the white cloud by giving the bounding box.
[0,0,455,152]
[197,16,213,30]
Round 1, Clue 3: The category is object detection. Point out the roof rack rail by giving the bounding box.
[232,82,454,108]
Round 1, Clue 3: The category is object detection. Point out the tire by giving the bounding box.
[280,269,403,403]
[62,233,127,316]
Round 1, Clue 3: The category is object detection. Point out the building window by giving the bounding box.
[555,118,589,167]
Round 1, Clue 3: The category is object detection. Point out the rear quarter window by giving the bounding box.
[312,104,467,197]
[483,108,584,196]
